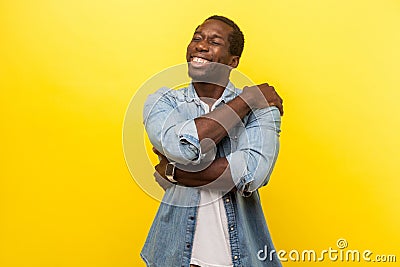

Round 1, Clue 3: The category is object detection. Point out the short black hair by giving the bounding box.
[205,15,245,57]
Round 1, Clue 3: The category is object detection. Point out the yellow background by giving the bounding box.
[1,0,399,266]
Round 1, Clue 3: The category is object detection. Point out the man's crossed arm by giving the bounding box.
[145,83,283,194]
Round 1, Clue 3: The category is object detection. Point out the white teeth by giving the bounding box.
[192,57,209,63]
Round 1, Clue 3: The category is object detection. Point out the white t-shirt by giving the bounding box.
[190,191,233,267]
[190,99,233,267]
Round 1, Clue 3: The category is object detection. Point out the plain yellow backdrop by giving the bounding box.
[1,0,399,266]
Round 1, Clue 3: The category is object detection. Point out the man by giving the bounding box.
[141,15,283,267]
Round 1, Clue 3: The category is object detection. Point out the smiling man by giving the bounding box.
[141,15,283,267]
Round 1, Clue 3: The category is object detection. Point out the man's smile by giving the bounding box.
[189,56,212,68]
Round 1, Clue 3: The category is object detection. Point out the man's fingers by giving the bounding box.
[152,147,163,157]
[154,163,161,174]
[275,98,284,115]
[153,171,172,191]
[244,83,284,115]
[277,104,284,116]
[270,101,284,116]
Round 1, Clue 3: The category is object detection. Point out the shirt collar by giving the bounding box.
[185,81,241,104]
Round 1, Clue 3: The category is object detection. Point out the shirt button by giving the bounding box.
[230,227,234,231]
[186,244,190,248]
[189,216,194,220]
[225,198,230,203]
[234,255,238,260]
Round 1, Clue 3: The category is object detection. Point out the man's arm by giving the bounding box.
[154,150,234,191]
[144,83,283,165]
[144,87,202,165]
[155,106,282,196]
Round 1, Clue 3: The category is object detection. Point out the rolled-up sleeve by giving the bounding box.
[143,87,202,165]
[226,106,281,197]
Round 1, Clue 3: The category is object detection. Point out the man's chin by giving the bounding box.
[187,65,211,81]
[188,71,205,81]
[187,62,231,84]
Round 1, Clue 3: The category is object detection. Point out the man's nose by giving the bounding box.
[195,39,209,52]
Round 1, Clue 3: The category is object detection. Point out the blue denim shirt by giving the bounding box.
[141,82,282,267]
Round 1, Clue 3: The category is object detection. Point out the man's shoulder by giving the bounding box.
[245,106,281,132]
[145,86,188,105]
[150,86,189,98]
[251,106,281,118]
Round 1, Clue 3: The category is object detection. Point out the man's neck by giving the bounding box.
[193,81,228,100]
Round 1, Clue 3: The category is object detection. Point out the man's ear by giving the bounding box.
[229,56,240,68]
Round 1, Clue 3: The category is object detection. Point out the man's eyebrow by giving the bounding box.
[209,34,224,39]
[193,31,224,40]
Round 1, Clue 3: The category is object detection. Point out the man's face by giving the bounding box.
[186,19,239,83]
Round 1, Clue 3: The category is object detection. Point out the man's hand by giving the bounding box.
[152,148,174,191]
[152,147,235,190]
[241,83,284,115]
[195,83,282,153]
